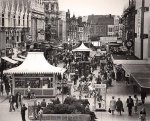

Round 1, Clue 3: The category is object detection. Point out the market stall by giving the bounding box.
[3,52,65,97]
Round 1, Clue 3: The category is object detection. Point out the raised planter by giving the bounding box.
[32,114,91,121]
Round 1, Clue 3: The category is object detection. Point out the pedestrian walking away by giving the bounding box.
[116,98,123,115]
[109,96,116,115]
[21,104,27,121]
[126,96,134,116]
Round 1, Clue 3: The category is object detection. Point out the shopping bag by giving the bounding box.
[108,108,111,113]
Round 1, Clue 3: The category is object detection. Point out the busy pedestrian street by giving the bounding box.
[0,60,150,121]
[1,0,150,121]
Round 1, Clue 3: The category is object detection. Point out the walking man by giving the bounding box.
[9,94,15,112]
[21,104,27,121]
[109,96,116,115]
[126,96,134,116]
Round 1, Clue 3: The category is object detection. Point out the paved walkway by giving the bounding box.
[0,65,150,121]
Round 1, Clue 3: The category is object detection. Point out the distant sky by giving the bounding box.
[59,0,129,16]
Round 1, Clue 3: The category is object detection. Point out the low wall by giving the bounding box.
[32,114,91,121]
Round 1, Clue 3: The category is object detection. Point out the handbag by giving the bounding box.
[108,108,111,113]
[122,108,124,112]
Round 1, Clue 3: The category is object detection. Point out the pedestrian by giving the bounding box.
[41,99,46,108]
[139,107,146,121]
[21,104,27,121]
[18,93,23,108]
[38,108,43,121]
[116,98,123,115]
[133,94,138,114]
[141,91,147,104]
[109,96,116,115]
[0,83,4,96]
[9,94,16,112]
[126,96,134,116]
[27,85,31,99]
[15,92,19,109]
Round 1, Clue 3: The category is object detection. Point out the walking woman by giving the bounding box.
[109,96,116,115]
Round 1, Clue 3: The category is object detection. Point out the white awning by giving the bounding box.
[12,57,24,62]
[1,56,18,64]
[18,55,26,59]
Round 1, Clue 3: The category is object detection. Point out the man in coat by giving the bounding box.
[109,96,116,115]
[116,98,123,115]
[126,96,134,116]
[9,94,16,112]
[21,104,27,121]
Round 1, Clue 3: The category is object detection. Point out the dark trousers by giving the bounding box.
[21,113,26,121]
[128,107,132,116]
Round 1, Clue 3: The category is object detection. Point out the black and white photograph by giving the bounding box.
[0,0,149,121]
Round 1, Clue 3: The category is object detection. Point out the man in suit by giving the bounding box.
[9,94,16,112]
[21,104,27,121]
[126,96,134,116]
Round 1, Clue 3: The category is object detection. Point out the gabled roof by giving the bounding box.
[4,52,65,75]
[72,42,92,52]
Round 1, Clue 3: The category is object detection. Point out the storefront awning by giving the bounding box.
[18,55,26,59]
[123,64,150,89]
[12,57,24,62]
[1,56,18,64]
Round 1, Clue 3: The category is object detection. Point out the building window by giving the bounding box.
[23,15,25,26]
[6,37,9,44]
[18,16,20,26]
[17,36,19,42]
[2,14,4,26]
[108,27,113,32]
[27,15,29,27]
[13,15,16,26]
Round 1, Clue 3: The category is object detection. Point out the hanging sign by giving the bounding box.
[94,84,106,111]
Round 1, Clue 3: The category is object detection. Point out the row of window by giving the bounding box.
[0,14,29,27]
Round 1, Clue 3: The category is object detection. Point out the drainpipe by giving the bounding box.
[140,0,145,60]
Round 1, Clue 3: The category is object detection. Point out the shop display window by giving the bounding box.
[24,78,40,88]
[15,78,25,88]
[43,78,53,88]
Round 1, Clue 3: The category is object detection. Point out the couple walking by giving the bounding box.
[109,96,123,115]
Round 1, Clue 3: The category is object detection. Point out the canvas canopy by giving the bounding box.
[3,52,65,75]
[72,42,92,52]
[1,56,18,64]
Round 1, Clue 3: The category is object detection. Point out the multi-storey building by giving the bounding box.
[59,11,66,42]
[135,0,150,59]
[87,15,115,38]
[0,0,45,57]
[43,0,59,42]
[30,0,45,43]
[66,12,79,43]
[0,0,31,57]
[121,0,136,54]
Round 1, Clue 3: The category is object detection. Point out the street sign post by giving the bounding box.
[94,84,106,111]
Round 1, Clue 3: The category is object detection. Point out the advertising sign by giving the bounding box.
[94,84,106,111]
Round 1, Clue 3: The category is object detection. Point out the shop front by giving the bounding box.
[3,52,65,97]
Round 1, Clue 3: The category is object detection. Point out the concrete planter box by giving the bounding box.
[33,114,91,121]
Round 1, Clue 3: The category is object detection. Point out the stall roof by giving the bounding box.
[3,52,65,75]
[123,64,150,89]
[72,42,92,52]
[1,56,18,64]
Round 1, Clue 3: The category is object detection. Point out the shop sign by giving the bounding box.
[94,84,106,111]
[14,74,53,77]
